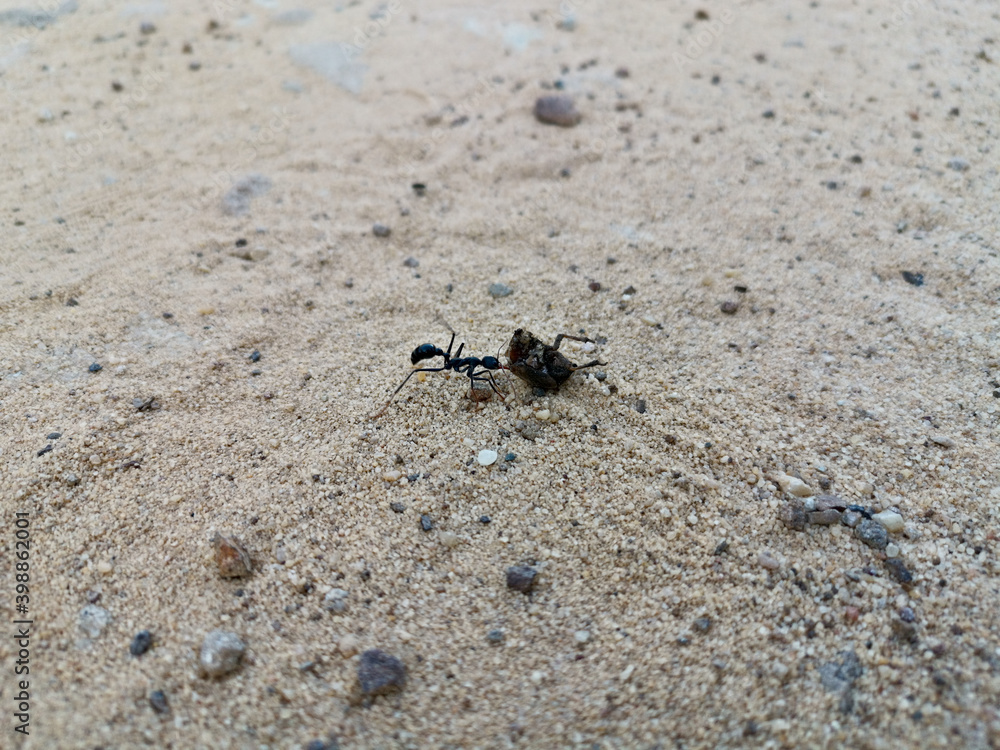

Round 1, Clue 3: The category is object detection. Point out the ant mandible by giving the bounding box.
[372,331,508,418]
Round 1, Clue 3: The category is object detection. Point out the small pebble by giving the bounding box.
[758,551,781,570]
[88,362,103,373]
[855,519,888,550]
[504,452,516,462]
[78,605,111,639]
[774,473,813,497]
[633,400,647,414]
[535,409,551,421]
[47,432,62,440]
[506,564,538,594]
[899,606,916,623]
[420,514,434,531]
[149,690,169,714]
[372,223,391,237]
[693,616,712,633]
[402,256,419,268]
[358,649,406,696]
[488,282,513,298]
[873,510,904,533]
[249,350,261,362]
[640,314,659,326]
[440,531,460,548]
[885,558,913,585]
[841,509,863,528]
[390,501,406,513]
[338,634,359,656]
[533,95,582,127]
[212,533,252,578]
[139,21,156,34]
[885,543,901,558]
[946,157,970,172]
[779,499,807,532]
[808,509,842,526]
[477,449,498,466]
[199,630,246,677]
[323,588,349,613]
[929,434,956,449]
[130,630,153,657]
[901,271,924,287]
[487,629,504,644]
[588,281,601,292]
[574,630,591,645]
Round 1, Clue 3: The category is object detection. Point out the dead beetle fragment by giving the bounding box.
[504,329,605,391]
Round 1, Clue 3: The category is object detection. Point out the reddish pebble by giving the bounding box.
[212,533,252,578]
[844,606,860,623]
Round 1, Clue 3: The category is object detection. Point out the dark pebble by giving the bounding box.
[623,285,636,295]
[487,628,504,644]
[411,182,426,196]
[390,502,406,514]
[88,362,102,372]
[594,371,607,381]
[189,61,201,71]
[633,399,647,414]
[533,95,582,127]
[406,473,419,483]
[607,256,617,265]
[420,514,434,531]
[901,271,924,287]
[826,181,839,190]
[891,618,919,643]
[720,300,739,315]
[47,432,62,440]
[504,452,516,462]
[849,154,863,164]
[695,9,710,20]
[403,256,419,268]
[713,540,729,555]
[615,66,629,78]
[111,80,124,92]
[762,109,775,118]
[506,564,538,594]
[814,494,846,511]
[818,650,862,693]
[250,368,262,376]
[66,298,79,306]
[130,630,153,657]
[37,445,53,457]
[139,21,156,34]
[249,350,261,362]
[677,636,691,646]
[162,312,174,318]
[885,558,913,585]
[149,690,169,714]
[855,519,888,550]
[479,515,491,524]
[305,741,327,750]
[235,238,248,247]
[779,498,807,532]
[733,285,748,293]
[588,281,601,292]
[693,616,712,633]
[358,649,406,696]
[372,223,391,238]
[899,606,916,623]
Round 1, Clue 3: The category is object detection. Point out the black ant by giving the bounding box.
[505,328,605,391]
[373,331,508,418]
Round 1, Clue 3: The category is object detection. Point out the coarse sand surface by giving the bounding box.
[1,1,999,748]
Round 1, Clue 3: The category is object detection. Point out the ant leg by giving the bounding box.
[469,368,507,399]
[443,332,457,359]
[551,333,594,351]
[372,366,448,418]
[569,359,606,372]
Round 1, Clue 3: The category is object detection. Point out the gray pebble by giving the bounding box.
[323,588,349,613]
[402,256,419,267]
[139,21,156,34]
[149,690,169,714]
[720,300,739,315]
[814,494,847,511]
[819,650,862,694]
[130,630,153,657]
[420,514,434,532]
[779,498,807,532]
[841,509,863,528]
[488,282,513,298]
[222,174,272,217]
[506,564,538,594]
[533,95,582,127]
[47,432,62,440]
[946,157,970,172]
[693,616,712,633]
[390,501,406,513]
[358,649,406,696]
[891,617,919,643]
[199,630,246,677]
[78,605,111,639]
[487,628,504,644]
[808,509,842,526]
[372,223,391,238]
[855,519,888,550]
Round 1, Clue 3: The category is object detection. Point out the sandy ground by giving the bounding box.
[1,0,999,747]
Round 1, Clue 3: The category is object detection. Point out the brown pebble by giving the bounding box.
[720,300,739,315]
[614,66,630,78]
[588,281,601,292]
[468,382,493,403]
[358,649,407,696]
[534,95,582,127]
[212,533,252,578]
[808,509,842,526]
[779,498,807,532]
[506,565,538,593]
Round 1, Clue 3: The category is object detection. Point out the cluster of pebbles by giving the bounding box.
[776,474,914,584]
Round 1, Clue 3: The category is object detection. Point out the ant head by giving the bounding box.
[411,343,442,365]
[481,356,502,371]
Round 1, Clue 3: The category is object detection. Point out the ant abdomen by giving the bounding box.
[411,344,443,364]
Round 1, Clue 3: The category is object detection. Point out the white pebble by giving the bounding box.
[199,630,246,677]
[873,510,904,533]
[758,551,781,570]
[440,531,460,548]
[530,670,545,684]
[383,470,402,482]
[535,409,550,421]
[774,473,813,497]
[640,315,659,327]
[574,630,591,644]
[78,605,111,639]
[620,664,635,682]
[582,341,596,352]
[477,449,498,466]
[886,543,900,558]
[323,588,349,612]
[338,634,359,656]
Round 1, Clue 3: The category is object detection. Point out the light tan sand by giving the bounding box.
[2,0,999,747]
